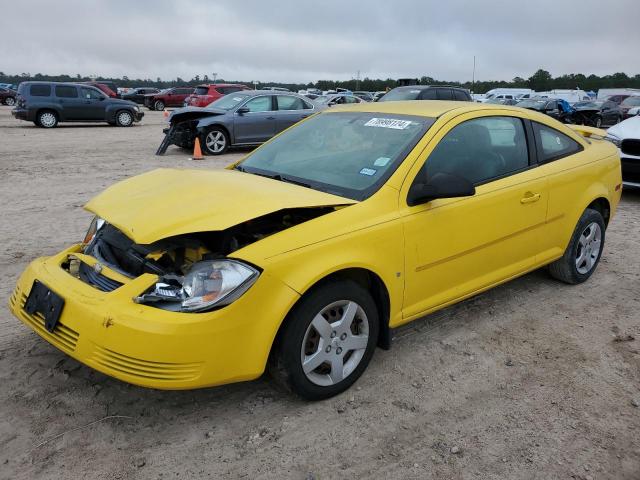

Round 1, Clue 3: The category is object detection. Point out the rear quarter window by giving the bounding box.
[30,84,51,96]
[55,86,78,98]
[533,122,583,163]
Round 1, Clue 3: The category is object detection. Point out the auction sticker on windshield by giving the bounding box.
[364,118,413,129]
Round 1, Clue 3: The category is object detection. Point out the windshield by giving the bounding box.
[313,95,330,104]
[516,99,546,109]
[194,86,209,95]
[379,88,423,101]
[621,96,640,107]
[237,112,433,200]
[207,93,250,110]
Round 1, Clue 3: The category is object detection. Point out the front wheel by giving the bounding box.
[594,116,603,128]
[154,100,165,111]
[548,208,606,284]
[115,110,134,127]
[269,280,379,400]
[4,97,15,106]
[202,127,229,155]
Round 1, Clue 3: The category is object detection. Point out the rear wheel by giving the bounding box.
[202,127,229,155]
[154,100,165,111]
[37,110,58,128]
[269,280,379,400]
[549,208,605,284]
[4,96,15,106]
[115,110,134,127]
[594,116,602,128]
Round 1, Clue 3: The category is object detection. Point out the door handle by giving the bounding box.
[266,116,276,120]
[520,192,541,204]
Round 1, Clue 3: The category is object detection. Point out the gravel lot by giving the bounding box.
[0,105,639,480]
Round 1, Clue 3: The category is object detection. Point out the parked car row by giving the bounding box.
[0,86,17,106]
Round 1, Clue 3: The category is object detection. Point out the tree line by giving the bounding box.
[1,69,639,93]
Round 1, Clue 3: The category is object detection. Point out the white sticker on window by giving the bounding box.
[364,118,412,130]
[359,168,377,176]
[374,157,391,167]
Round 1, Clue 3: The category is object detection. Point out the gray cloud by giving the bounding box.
[3,0,639,83]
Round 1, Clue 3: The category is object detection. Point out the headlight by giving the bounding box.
[134,106,140,112]
[605,135,621,148]
[135,260,260,312]
[83,216,105,244]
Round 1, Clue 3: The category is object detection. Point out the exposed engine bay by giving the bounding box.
[69,207,335,311]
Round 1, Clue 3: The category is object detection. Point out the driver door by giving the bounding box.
[79,87,107,120]
[401,114,548,319]
[233,95,276,144]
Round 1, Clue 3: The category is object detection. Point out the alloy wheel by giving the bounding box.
[575,222,602,274]
[300,300,369,386]
[39,112,57,128]
[117,111,133,126]
[205,131,227,153]
[5,97,15,106]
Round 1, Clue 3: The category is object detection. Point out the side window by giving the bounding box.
[30,84,51,96]
[436,89,453,100]
[345,96,360,104]
[420,116,530,186]
[276,95,305,110]
[223,87,243,94]
[533,122,582,163]
[55,86,78,98]
[243,96,273,112]
[80,87,103,100]
[453,90,468,101]
[420,89,438,100]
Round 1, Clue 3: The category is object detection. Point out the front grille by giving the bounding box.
[16,290,79,353]
[621,158,640,184]
[91,345,202,382]
[78,261,123,292]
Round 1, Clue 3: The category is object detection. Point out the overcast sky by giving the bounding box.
[3,0,639,83]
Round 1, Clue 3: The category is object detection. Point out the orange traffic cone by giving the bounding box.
[191,137,204,160]
[163,109,169,118]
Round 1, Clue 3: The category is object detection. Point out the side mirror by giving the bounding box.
[99,96,105,101]
[407,172,475,206]
[236,107,250,115]
[621,138,640,157]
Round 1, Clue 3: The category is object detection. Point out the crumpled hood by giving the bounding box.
[85,168,355,244]
[169,106,226,123]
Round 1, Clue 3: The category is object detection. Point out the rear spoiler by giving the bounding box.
[567,125,607,139]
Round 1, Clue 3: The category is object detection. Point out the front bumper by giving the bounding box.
[133,111,144,122]
[9,245,300,389]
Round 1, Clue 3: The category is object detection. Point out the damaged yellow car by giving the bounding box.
[10,101,622,400]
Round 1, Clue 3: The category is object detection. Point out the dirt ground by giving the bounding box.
[0,105,639,480]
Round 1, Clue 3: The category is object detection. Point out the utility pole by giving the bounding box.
[356,70,360,91]
[472,56,476,92]
[212,72,218,84]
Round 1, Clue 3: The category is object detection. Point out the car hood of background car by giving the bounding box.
[169,107,227,123]
[84,168,356,244]
[607,115,640,139]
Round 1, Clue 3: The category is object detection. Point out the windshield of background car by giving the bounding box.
[621,96,640,107]
[517,99,546,109]
[194,87,209,95]
[574,101,602,109]
[379,88,423,101]
[238,112,434,200]
[208,93,251,110]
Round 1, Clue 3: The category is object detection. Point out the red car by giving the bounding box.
[82,81,119,98]
[144,87,195,111]
[185,83,251,107]
[0,87,17,106]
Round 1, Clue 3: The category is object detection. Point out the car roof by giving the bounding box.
[324,100,530,118]
[393,85,466,91]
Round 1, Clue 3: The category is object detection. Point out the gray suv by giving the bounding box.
[12,82,144,128]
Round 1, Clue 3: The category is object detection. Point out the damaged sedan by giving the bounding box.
[11,101,621,400]
[156,90,316,155]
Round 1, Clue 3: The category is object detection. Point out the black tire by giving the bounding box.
[594,116,602,128]
[201,127,230,155]
[37,110,58,128]
[548,208,606,285]
[154,100,165,111]
[269,280,379,400]
[115,110,134,127]
[5,97,15,106]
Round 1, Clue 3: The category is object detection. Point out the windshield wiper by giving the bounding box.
[270,174,312,188]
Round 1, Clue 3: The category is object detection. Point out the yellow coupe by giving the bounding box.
[10,101,622,399]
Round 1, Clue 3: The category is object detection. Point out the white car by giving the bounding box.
[627,106,640,117]
[607,116,640,188]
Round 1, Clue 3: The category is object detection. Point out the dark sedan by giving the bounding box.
[121,87,160,104]
[0,87,17,106]
[572,100,623,128]
[156,91,317,155]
